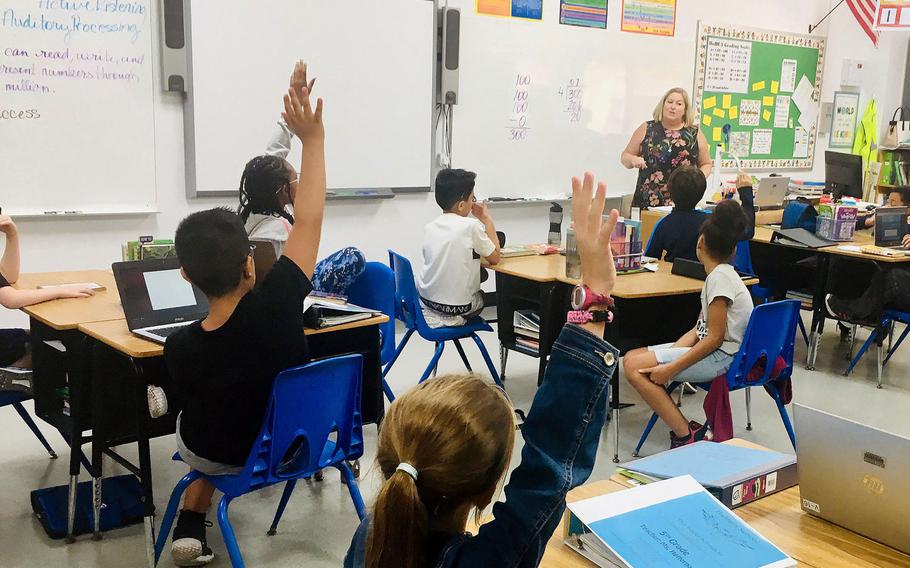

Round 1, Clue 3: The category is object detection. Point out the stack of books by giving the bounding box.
[787,180,826,196]
[512,310,540,354]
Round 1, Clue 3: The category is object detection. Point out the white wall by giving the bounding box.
[2,0,907,327]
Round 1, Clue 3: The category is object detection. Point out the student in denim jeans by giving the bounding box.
[344,172,620,568]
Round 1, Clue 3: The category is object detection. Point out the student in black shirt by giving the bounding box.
[163,68,327,567]
[645,166,755,263]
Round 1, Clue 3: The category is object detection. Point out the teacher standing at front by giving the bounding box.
[621,88,712,209]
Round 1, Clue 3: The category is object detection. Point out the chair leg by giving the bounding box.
[469,333,504,388]
[745,388,753,431]
[877,337,884,389]
[846,324,858,360]
[218,495,244,568]
[418,342,446,384]
[883,324,910,366]
[267,480,297,536]
[335,462,367,521]
[453,339,473,372]
[797,317,809,346]
[380,329,416,402]
[769,386,797,450]
[845,327,879,376]
[500,345,509,382]
[154,471,202,565]
[11,402,57,459]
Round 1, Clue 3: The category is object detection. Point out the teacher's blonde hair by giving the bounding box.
[653,87,694,127]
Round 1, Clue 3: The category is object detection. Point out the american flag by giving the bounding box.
[846,0,880,46]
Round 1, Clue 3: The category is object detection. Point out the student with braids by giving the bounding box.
[624,199,754,449]
[239,60,365,295]
[344,172,621,568]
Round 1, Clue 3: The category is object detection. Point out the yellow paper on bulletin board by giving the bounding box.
[704,96,717,109]
[762,109,772,122]
[729,106,739,120]
[762,96,774,106]
[722,95,732,108]
[713,108,726,118]
[752,80,766,92]
[712,127,721,142]
[771,80,780,94]
[702,115,712,127]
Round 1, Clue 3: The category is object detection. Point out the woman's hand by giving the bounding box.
[629,156,647,169]
[571,172,618,297]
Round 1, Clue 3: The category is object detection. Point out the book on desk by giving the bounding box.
[564,475,795,567]
[303,297,381,329]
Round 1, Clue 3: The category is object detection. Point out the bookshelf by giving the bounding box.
[877,148,910,192]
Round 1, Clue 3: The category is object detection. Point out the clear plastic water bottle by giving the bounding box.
[565,225,581,279]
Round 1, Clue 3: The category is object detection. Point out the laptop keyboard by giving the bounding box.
[148,324,191,338]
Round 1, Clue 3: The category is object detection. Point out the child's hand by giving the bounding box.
[641,363,675,385]
[571,172,618,296]
[735,171,752,189]
[282,87,324,142]
[289,60,316,102]
[0,215,17,235]
[903,234,910,248]
[55,285,95,299]
[471,201,491,222]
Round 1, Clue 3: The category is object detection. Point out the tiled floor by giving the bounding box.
[1,320,909,567]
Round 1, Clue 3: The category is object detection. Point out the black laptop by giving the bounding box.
[112,258,209,344]
[874,206,909,249]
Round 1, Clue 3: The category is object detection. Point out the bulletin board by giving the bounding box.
[694,23,826,170]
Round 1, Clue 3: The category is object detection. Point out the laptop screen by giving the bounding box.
[875,207,908,247]
[113,259,209,330]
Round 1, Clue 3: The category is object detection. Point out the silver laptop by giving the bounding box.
[795,404,910,554]
[112,258,209,344]
[755,176,790,209]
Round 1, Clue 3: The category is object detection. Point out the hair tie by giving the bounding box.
[396,462,418,482]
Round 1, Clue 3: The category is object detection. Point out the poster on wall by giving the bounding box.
[877,0,910,29]
[830,91,861,148]
[477,0,544,20]
[560,0,608,28]
[621,0,676,36]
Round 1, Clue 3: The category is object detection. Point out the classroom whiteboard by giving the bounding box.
[693,23,826,169]
[185,0,434,196]
[0,0,157,216]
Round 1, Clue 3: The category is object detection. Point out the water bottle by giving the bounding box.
[565,225,581,279]
[548,202,563,246]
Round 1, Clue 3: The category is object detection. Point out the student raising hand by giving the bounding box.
[282,87,324,142]
[572,172,619,297]
[289,60,316,101]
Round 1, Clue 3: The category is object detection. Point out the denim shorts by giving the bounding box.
[648,343,734,383]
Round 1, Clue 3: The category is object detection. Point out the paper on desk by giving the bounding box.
[644,263,659,272]
[837,245,862,252]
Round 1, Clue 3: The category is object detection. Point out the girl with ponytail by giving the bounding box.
[345,172,622,568]
[623,198,755,449]
[241,60,366,295]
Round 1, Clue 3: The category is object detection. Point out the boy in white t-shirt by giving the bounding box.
[418,169,501,327]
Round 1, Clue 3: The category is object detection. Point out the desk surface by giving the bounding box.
[752,227,910,263]
[493,256,758,299]
[78,315,391,358]
[541,478,910,568]
[15,270,124,330]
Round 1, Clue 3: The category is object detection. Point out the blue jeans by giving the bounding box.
[311,247,366,295]
[344,324,619,568]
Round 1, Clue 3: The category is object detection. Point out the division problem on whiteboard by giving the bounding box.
[559,77,583,124]
[508,73,531,141]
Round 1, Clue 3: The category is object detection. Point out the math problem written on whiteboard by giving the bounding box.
[508,73,531,141]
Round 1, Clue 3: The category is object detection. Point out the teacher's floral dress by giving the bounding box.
[634,120,701,209]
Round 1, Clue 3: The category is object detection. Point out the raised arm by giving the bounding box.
[472,202,501,265]
[735,172,756,241]
[280,87,326,278]
[459,173,619,566]
[621,123,648,170]
[0,216,21,283]
[264,61,316,159]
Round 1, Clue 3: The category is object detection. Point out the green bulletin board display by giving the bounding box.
[694,23,827,170]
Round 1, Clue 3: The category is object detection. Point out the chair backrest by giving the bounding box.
[733,240,753,274]
[388,250,429,332]
[726,299,800,389]
[233,355,364,491]
[346,262,397,364]
[645,213,667,252]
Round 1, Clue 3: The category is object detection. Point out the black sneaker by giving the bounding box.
[171,510,214,566]
[670,421,714,449]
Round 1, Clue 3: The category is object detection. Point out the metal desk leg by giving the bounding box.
[612,372,620,463]
[87,337,104,541]
[130,359,157,568]
[806,254,831,370]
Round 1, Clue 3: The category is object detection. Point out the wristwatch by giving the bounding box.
[567,310,614,324]
[571,285,614,311]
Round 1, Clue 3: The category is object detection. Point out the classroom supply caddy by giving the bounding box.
[611,219,643,273]
[815,202,858,241]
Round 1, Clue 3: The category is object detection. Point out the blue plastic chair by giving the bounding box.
[384,251,503,401]
[633,300,800,455]
[154,355,366,568]
[346,262,397,402]
[844,309,910,389]
[0,391,57,459]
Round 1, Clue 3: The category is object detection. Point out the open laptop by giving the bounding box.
[754,176,790,210]
[794,404,910,554]
[874,206,909,249]
[112,258,209,344]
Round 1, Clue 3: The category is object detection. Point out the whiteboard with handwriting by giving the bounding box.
[0,0,156,215]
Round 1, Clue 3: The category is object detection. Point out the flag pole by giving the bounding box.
[809,0,846,33]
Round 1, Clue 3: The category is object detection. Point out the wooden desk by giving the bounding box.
[14,270,123,329]
[78,315,392,358]
[641,207,783,246]
[542,479,910,568]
